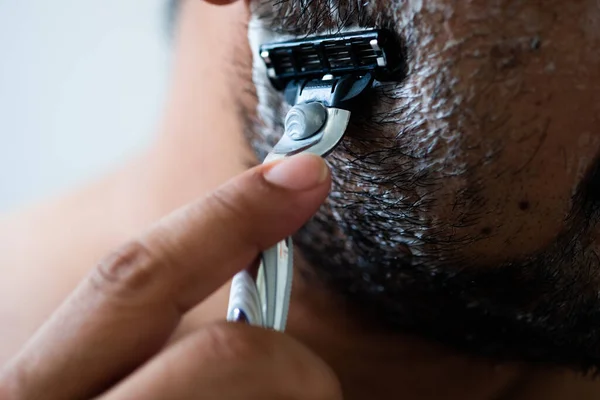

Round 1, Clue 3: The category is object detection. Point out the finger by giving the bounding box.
[101,323,342,400]
[1,154,331,400]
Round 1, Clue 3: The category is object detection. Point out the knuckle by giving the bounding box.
[206,186,248,224]
[203,187,257,244]
[190,323,269,364]
[277,343,343,400]
[297,364,343,400]
[91,240,161,297]
[189,324,343,400]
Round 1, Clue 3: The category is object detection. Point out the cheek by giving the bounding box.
[391,0,600,262]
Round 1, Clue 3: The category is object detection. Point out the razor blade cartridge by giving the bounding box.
[260,30,403,90]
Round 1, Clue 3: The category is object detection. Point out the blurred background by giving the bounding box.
[0,0,170,212]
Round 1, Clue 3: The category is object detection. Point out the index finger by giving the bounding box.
[1,154,330,400]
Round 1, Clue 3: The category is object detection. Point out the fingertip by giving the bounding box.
[263,154,330,191]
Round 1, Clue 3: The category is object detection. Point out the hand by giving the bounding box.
[0,154,341,400]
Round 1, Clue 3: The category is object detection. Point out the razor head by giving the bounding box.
[260,30,404,91]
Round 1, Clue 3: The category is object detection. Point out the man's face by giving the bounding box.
[244,0,600,370]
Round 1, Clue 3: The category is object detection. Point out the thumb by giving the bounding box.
[100,323,343,400]
[1,153,330,400]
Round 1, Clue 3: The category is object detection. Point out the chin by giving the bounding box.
[244,0,600,371]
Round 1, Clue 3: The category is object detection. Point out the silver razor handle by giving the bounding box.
[226,102,351,331]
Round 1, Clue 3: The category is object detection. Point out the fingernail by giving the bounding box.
[263,154,329,190]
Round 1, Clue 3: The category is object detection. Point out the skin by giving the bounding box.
[0,0,252,361]
[248,0,600,370]
[0,153,341,399]
[2,0,600,399]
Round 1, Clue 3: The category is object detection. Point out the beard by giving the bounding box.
[239,0,600,372]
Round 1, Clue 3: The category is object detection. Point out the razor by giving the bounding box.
[227,29,404,331]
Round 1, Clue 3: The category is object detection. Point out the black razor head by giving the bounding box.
[260,30,404,91]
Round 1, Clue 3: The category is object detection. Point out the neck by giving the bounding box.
[287,256,597,400]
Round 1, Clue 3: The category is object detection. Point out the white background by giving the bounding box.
[0,0,170,212]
